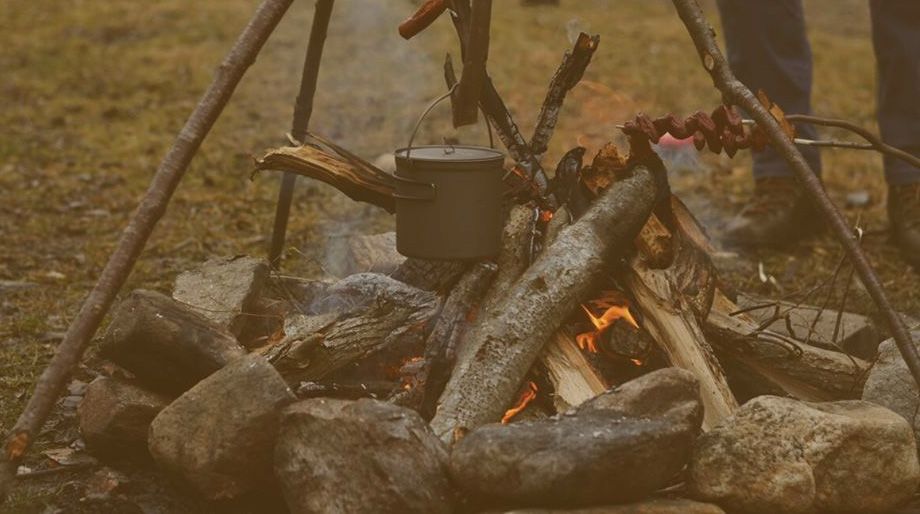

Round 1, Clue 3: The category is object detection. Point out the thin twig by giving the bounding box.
[787,114,920,170]
[670,0,920,391]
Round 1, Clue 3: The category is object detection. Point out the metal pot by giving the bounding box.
[393,145,505,260]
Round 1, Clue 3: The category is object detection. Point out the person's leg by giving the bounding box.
[870,0,920,186]
[717,0,822,178]
[871,0,920,267]
[716,0,822,245]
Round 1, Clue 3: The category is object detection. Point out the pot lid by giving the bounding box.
[394,145,504,163]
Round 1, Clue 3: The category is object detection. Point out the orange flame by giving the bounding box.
[502,381,538,424]
[576,292,640,353]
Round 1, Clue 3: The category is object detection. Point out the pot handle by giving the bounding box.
[405,83,494,160]
[391,174,437,202]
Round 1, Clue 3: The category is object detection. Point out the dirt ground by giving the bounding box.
[2,0,919,511]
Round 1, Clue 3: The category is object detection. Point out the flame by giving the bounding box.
[631,358,644,367]
[576,292,639,353]
[502,381,538,424]
[540,210,554,223]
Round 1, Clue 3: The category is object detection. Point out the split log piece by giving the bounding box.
[255,135,397,212]
[622,214,738,429]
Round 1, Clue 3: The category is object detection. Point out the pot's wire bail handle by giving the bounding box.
[405,83,495,160]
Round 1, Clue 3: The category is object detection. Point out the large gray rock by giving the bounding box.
[506,498,725,514]
[78,377,170,457]
[148,354,295,500]
[450,368,703,508]
[863,331,920,454]
[172,255,269,338]
[274,398,453,514]
[320,232,404,278]
[689,396,920,514]
[100,289,245,394]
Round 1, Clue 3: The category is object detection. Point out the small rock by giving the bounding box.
[320,232,404,278]
[148,354,295,500]
[275,398,453,514]
[450,368,703,508]
[42,447,97,468]
[505,498,725,513]
[689,396,920,513]
[78,376,170,457]
[862,331,920,455]
[173,255,269,337]
[100,289,245,394]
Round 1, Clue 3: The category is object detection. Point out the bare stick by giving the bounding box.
[0,0,294,498]
[452,0,491,127]
[670,0,920,391]
[530,33,600,155]
[445,3,554,206]
[269,0,335,267]
[786,114,920,170]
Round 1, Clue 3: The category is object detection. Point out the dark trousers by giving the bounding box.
[717,0,920,185]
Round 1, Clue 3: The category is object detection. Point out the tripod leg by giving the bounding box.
[269,0,335,268]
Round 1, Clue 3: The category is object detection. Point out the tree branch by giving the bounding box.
[670,0,920,391]
[530,32,600,155]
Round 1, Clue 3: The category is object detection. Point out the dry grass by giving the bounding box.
[0,0,917,508]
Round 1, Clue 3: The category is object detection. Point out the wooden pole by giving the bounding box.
[0,0,294,499]
[670,0,920,391]
[269,0,335,268]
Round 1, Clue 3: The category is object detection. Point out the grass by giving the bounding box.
[1,0,917,508]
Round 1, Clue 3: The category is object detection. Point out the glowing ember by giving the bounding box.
[540,210,554,223]
[502,381,538,424]
[576,292,639,353]
[630,358,644,367]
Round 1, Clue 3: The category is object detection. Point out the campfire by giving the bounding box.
[6,0,920,513]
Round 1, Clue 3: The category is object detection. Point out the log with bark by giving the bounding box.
[259,274,440,384]
[429,164,658,443]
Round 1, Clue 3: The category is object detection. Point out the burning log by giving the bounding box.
[429,164,657,443]
[622,213,738,429]
[539,331,608,411]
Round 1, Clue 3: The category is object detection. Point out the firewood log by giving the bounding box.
[429,165,657,443]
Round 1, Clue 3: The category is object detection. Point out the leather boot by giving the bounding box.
[889,183,920,268]
[723,176,822,247]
